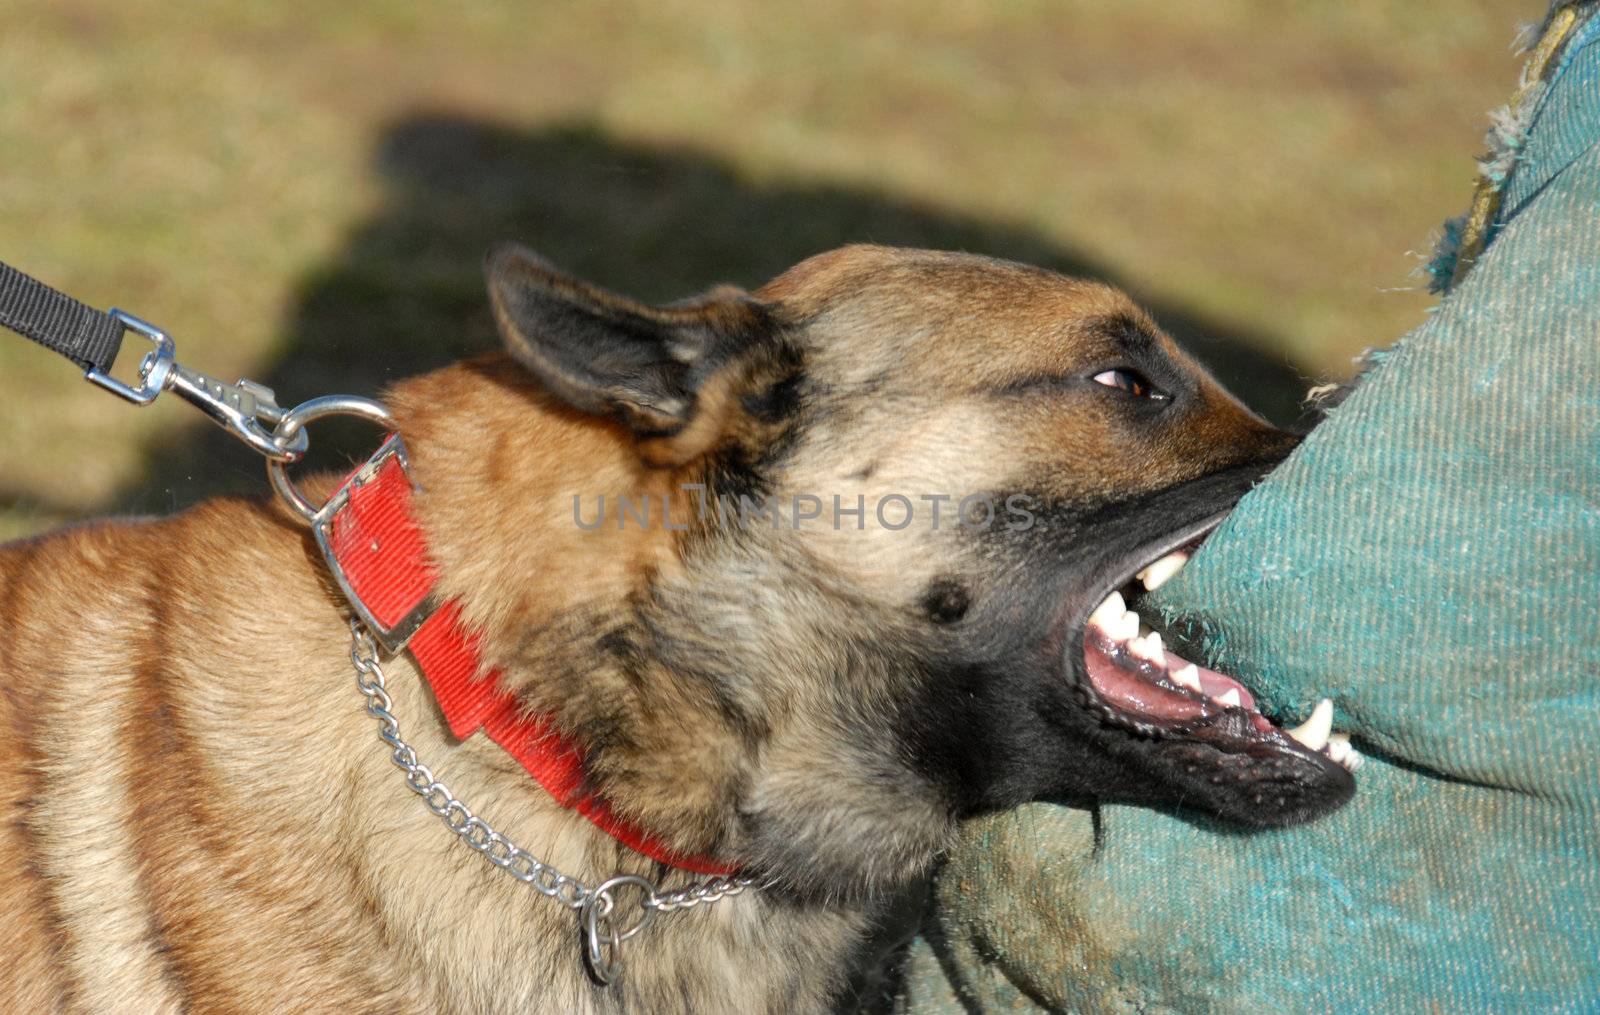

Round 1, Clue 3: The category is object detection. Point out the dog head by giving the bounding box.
[423,243,1351,897]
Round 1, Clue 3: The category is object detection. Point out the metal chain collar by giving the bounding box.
[349,620,756,984]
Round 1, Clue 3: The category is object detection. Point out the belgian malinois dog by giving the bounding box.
[0,244,1355,1013]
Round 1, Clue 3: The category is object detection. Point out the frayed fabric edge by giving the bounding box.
[1424,3,1590,293]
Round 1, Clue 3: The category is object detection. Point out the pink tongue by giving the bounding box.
[1083,644,1208,720]
[1164,645,1257,710]
[1084,637,1276,734]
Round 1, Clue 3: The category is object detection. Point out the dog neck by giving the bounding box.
[381,354,745,864]
[380,354,959,895]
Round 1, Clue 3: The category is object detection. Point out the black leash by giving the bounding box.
[0,259,128,376]
[0,257,307,458]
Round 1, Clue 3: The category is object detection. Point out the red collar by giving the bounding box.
[316,436,734,876]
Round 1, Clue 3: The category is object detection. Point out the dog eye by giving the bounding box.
[1091,368,1163,399]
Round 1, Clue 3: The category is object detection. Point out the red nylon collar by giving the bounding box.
[320,441,734,876]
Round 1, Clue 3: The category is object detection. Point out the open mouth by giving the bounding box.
[1079,535,1362,773]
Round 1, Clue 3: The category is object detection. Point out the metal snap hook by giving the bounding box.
[166,363,309,462]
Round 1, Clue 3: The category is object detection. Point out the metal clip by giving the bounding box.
[84,308,307,462]
[167,363,307,462]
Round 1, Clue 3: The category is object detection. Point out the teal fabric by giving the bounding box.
[901,9,1600,1012]
[1501,12,1600,222]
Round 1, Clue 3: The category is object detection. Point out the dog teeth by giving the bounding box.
[1171,663,1201,692]
[1137,551,1190,592]
[1325,732,1364,772]
[1089,581,1358,772]
[1326,733,1351,764]
[1090,591,1126,630]
[1087,590,1140,644]
[1287,699,1334,752]
[1109,609,1140,643]
[1129,632,1165,667]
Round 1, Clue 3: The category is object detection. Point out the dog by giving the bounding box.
[0,244,1354,1013]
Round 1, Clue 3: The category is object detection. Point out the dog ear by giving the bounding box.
[485,242,776,441]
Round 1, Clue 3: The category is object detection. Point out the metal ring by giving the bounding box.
[584,908,624,985]
[587,876,657,944]
[581,876,657,985]
[263,395,396,524]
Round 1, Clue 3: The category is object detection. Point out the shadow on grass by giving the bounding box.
[117,114,1312,514]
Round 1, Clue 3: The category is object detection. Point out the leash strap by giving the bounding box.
[0,258,312,457]
[0,260,124,373]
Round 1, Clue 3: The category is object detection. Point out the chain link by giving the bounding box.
[347,620,756,981]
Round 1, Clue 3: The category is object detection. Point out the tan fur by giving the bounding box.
[0,245,1293,1012]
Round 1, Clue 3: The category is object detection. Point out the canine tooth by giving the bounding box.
[1137,552,1190,592]
[1288,699,1334,752]
[1109,609,1140,643]
[1171,663,1201,692]
[1090,591,1125,630]
[1215,688,1242,708]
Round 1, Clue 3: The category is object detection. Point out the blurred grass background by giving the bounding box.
[0,1,1542,538]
